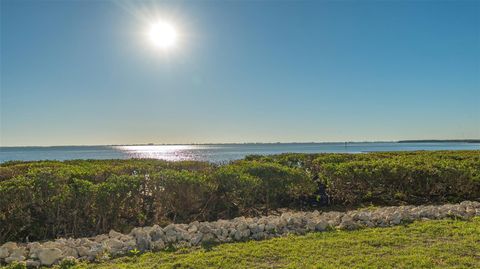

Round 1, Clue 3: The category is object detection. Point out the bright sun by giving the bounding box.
[148,21,177,49]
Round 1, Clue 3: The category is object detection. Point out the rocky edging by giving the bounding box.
[1,201,479,267]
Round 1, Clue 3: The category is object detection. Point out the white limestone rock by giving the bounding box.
[26,259,41,268]
[151,240,165,251]
[103,238,124,255]
[0,247,9,259]
[38,248,63,266]
[190,233,203,246]
[76,246,90,257]
[5,256,25,264]
[108,230,124,239]
[0,242,17,259]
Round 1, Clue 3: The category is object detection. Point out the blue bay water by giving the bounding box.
[1,142,479,163]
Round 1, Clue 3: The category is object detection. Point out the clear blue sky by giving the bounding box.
[1,0,479,146]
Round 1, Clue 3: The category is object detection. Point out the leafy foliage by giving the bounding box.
[0,151,479,242]
[252,151,480,205]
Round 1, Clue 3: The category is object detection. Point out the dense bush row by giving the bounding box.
[248,151,480,205]
[0,159,314,242]
[1,151,479,242]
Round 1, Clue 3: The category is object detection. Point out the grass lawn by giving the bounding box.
[70,217,480,269]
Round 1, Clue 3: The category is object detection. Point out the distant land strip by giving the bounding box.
[398,139,480,143]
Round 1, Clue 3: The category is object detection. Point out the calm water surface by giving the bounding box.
[1,143,479,163]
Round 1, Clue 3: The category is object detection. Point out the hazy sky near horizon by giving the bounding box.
[1,0,479,146]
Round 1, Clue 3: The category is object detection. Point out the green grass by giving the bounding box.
[69,217,480,269]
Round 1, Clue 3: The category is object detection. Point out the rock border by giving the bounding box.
[1,201,479,267]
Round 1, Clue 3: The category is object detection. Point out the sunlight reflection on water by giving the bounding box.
[1,143,479,163]
[113,145,212,161]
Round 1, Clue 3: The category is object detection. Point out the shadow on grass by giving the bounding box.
[201,240,221,251]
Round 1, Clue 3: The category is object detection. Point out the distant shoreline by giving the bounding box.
[1,139,480,148]
[397,139,480,143]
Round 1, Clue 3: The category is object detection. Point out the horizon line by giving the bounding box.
[1,139,480,148]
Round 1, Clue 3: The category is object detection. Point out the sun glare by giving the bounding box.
[148,21,177,49]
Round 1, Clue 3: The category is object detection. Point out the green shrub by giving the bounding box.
[313,152,480,205]
[234,161,316,211]
[147,170,214,223]
[209,165,260,217]
[0,151,479,243]
[211,161,316,214]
